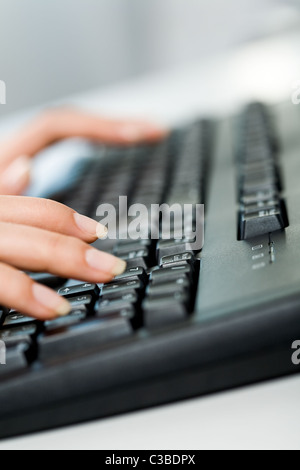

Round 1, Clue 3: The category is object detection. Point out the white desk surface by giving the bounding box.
[1,30,300,450]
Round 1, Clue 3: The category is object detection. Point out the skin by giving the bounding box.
[0,109,167,319]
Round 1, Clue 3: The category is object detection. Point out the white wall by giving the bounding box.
[0,0,299,114]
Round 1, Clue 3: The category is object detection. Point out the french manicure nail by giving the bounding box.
[0,155,31,188]
[74,213,108,239]
[85,249,127,276]
[32,283,71,317]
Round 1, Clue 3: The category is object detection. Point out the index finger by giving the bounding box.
[0,109,168,167]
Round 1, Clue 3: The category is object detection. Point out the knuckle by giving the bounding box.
[43,233,86,275]
[43,232,64,259]
[44,233,85,269]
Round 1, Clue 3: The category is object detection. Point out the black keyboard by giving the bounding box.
[0,102,300,439]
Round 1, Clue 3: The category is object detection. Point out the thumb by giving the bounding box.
[0,155,31,195]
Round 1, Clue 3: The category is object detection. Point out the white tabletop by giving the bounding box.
[1,30,300,450]
[1,375,300,450]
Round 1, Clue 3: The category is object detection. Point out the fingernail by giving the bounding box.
[0,155,31,188]
[32,283,71,317]
[85,249,127,276]
[74,213,108,239]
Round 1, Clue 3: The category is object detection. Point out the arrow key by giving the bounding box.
[58,283,100,302]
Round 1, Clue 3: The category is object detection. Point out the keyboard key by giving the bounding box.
[156,237,196,259]
[97,306,136,330]
[160,252,195,267]
[3,312,36,328]
[58,283,100,301]
[97,301,136,319]
[99,290,139,305]
[119,249,150,269]
[150,263,194,285]
[240,188,278,205]
[44,306,88,331]
[0,339,32,376]
[0,307,8,327]
[113,267,148,284]
[113,240,152,255]
[38,318,132,362]
[68,295,94,308]
[102,280,143,298]
[143,292,191,329]
[0,324,37,340]
[27,272,66,288]
[238,201,289,240]
[243,199,280,215]
[147,279,190,297]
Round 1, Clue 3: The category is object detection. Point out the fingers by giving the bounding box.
[0,156,31,196]
[0,108,168,164]
[0,199,126,320]
[0,109,168,195]
[0,196,107,243]
[0,222,126,284]
[0,263,71,320]
[38,109,169,146]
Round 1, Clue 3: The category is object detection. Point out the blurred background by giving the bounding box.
[0,0,300,115]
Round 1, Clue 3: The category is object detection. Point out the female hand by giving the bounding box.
[0,108,167,195]
[0,196,127,320]
[0,109,167,319]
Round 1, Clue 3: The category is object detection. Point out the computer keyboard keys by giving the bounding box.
[58,283,100,301]
[156,237,196,260]
[3,312,36,328]
[113,267,148,284]
[27,272,66,288]
[119,249,150,269]
[100,290,139,305]
[102,280,143,298]
[150,263,194,285]
[0,307,8,327]
[38,318,132,362]
[143,292,191,329]
[160,252,195,267]
[238,201,288,240]
[97,300,136,318]
[147,280,190,298]
[0,340,31,376]
[0,324,37,341]
[44,306,88,331]
[113,240,152,255]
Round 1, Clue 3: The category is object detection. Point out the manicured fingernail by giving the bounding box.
[32,283,71,317]
[85,249,127,276]
[74,213,108,239]
[0,155,31,189]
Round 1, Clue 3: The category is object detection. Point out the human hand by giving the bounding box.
[0,196,127,320]
[0,109,167,195]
